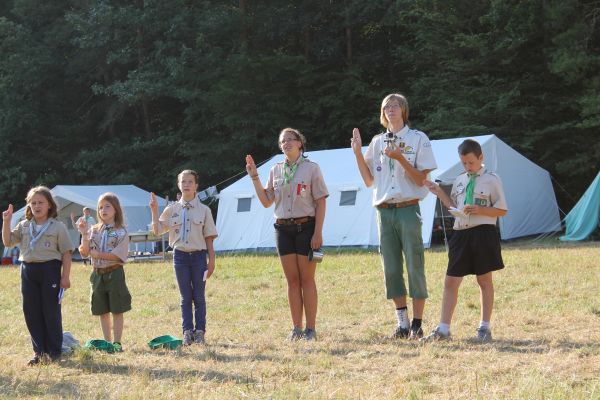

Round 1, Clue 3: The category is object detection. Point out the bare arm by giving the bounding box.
[205,236,216,279]
[89,249,123,262]
[463,204,507,217]
[60,251,72,289]
[385,145,431,186]
[2,204,13,247]
[351,128,374,187]
[149,192,168,235]
[246,155,274,208]
[311,196,326,250]
[424,180,456,209]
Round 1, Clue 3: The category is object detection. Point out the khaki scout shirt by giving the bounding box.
[364,126,437,206]
[87,225,129,269]
[266,158,329,219]
[9,218,74,263]
[451,168,508,230]
[157,196,218,251]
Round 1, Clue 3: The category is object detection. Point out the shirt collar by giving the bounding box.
[386,125,409,140]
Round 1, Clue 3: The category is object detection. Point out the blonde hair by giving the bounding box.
[94,192,125,229]
[25,186,58,220]
[380,93,410,128]
[279,127,307,153]
[177,169,199,185]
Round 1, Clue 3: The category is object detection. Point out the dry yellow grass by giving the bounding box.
[0,240,599,399]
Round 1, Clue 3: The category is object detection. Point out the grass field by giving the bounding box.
[0,241,599,399]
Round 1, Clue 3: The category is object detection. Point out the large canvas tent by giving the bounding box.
[7,185,166,251]
[215,135,561,251]
[560,171,600,241]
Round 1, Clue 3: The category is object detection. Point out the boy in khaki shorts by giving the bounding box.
[422,139,507,342]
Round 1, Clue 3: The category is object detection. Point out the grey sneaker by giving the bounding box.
[391,325,410,339]
[194,330,205,344]
[183,329,194,346]
[419,327,451,342]
[287,327,303,341]
[475,327,492,342]
[302,328,317,341]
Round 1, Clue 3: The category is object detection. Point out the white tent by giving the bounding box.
[8,185,166,250]
[215,135,561,251]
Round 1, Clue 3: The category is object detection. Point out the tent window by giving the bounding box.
[237,198,251,212]
[339,190,357,206]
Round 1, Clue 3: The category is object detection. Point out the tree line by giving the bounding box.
[1,0,598,214]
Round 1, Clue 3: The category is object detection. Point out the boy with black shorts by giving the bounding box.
[421,139,507,342]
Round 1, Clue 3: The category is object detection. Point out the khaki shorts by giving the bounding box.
[90,267,132,315]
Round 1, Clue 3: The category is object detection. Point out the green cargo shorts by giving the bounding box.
[376,205,428,299]
[90,267,132,315]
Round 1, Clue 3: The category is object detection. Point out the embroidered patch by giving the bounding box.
[377,166,382,171]
[172,213,179,218]
[423,141,431,148]
[404,146,415,154]
[44,241,51,248]
[399,142,405,149]
[175,229,180,234]
[475,198,488,206]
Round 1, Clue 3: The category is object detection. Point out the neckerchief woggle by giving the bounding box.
[283,156,303,185]
[29,220,52,250]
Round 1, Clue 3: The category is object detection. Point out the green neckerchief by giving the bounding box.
[464,172,479,205]
[283,156,303,185]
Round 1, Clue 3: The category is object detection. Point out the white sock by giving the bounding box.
[438,323,450,336]
[395,308,410,329]
[479,321,490,330]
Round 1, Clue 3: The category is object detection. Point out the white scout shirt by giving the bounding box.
[451,167,508,230]
[364,125,437,206]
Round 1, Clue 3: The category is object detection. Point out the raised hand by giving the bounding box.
[149,192,158,212]
[351,128,363,154]
[246,155,258,177]
[77,216,87,234]
[2,204,13,221]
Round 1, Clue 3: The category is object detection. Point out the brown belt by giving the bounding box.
[94,264,123,275]
[376,199,419,209]
[275,216,315,225]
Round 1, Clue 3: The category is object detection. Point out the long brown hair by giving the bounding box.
[94,192,125,230]
[25,186,58,220]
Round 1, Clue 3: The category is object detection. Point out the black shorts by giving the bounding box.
[274,221,315,256]
[447,224,504,277]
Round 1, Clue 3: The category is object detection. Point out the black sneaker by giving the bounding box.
[27,353,41,366]
[391,326,410,339]
[409,326,424,340]
[286,327,303,341]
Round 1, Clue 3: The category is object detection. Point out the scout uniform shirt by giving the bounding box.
[451,167,508,230]
[364,126,437,206]
[266,157,329,219]
[88,225,129,269]
[157,196,218,251]
[9,218,74,262]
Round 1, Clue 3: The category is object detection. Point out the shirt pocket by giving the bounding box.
[191,215,205,234]
[473,184,492,207]
[293,180,312,199]
[273,178,284,203]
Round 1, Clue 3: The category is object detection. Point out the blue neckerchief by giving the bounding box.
[99,224,113,253]
[29,220,52,251]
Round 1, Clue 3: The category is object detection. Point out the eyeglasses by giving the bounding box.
[279,138,299,144]
[383,103,401,111]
